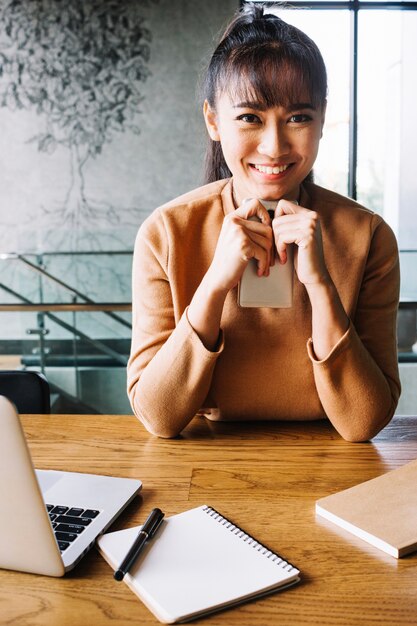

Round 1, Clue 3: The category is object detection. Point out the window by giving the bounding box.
[242,1,417,252]
[244,1,417,415]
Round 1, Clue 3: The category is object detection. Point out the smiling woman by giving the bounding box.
[203,95,324,205]
[202,8,327,198]
[127,2,400,442]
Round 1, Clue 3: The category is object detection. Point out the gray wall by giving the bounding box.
[0,0,238,340]
[136,0,238,208]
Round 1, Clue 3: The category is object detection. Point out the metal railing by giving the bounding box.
[0,251,132,361]
[0,282,129,366]
[0,252,133,412]
[0,248,416,358]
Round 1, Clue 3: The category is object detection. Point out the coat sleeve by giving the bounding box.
[127,214,224,438]
[307,216,401,442]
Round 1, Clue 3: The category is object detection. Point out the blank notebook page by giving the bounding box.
[97,505,299,623]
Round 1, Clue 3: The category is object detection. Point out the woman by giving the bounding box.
[127,4,400,441]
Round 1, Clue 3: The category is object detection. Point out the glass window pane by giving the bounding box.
[357,11,417,249]
[265,8,351,196]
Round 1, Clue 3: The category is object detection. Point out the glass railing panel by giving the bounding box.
[0,251,133,304]
[0,258,73,305]
[1,249,415,415]
[0,309,132,414]
[399,250,417,304]
[397,250,416,416]
[37,251,133,303]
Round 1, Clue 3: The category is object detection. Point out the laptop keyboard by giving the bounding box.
[46,504,101,552]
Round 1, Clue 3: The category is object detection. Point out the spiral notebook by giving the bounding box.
[97,504,300,624]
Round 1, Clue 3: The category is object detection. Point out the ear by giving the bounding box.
[203,100,220,141]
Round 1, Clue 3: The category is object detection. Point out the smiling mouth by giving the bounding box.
[252,164,290,175]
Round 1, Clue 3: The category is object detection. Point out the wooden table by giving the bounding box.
[2,414,417,625]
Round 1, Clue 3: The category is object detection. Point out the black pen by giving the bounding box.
[114,508,165,581]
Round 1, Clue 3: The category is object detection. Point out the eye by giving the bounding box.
[236,113,261,124]
[288,113,312,123]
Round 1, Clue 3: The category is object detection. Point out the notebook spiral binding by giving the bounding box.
[203,505,298,574]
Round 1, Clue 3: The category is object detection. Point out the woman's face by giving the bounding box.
[204,89,326,204]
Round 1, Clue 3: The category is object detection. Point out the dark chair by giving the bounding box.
[0,370,50,414]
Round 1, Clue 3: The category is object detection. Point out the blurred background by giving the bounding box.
[0,0,415,415]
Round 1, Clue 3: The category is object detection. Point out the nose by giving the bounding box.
[257,122,289,158]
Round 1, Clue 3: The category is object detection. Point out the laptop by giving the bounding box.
[0,395,142,577]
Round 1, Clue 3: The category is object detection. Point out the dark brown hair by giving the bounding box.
[202,3,327,183]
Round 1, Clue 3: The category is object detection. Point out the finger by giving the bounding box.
[250,244,271,276]
[248,218,275,267]
[273,217,318,244]
[275,237,287,265]
[272,214,318,259]
[229,212,274,270]
[243,235,273,276]
[246,228,273,255]
[274,211,318,228]
[274,230,315,270]
[273,214,308,227]
[242,206,274,266]
[240,244,268,275]
[235,198,271,226]
[240,230,273,276]
[273,226,303,264]
[234,215,273,237]
[275,199,306,217]
[275,230,308,264]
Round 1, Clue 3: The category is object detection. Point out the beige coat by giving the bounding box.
[128,179,400,441]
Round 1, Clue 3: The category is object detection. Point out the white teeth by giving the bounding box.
[254,164,289,174]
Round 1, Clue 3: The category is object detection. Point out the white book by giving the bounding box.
[97,505,300,623]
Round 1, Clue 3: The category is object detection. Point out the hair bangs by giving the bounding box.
[220,45,325,110]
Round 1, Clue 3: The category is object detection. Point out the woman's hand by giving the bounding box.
[272,200,330,287]
[206,198,274,293]
[187,198,273,351]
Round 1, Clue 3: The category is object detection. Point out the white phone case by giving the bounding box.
[237,200,294,309]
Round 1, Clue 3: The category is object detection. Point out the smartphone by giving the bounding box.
[237,200,294,308]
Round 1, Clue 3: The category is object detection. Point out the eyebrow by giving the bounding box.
[233,101,316,112]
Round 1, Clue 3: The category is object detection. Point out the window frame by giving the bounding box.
[241,0,417,200]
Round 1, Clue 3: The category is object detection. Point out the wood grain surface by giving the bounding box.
[1,414,417,626]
